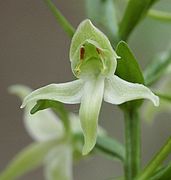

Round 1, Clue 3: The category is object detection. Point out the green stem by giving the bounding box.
[44,0,75,38]
[95,136,125,162]
[148,9,171,22]
[137,136,171,180]
[154,92,171,102]
[149,162,171,180]
[119,0,158,41]
[124,109,141,180]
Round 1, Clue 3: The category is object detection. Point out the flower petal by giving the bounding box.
[44,145,73,180]
[9,85,64,141]
[24,108,64,142]
[104,75,159,106]
[21,80,84,108]
[70,19,118,61]
[79,76,104,155]
[69,113,82,134]
[70,19,119,77]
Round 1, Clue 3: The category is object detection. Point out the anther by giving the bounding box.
[96,47,101,54]
[80,46,85,60]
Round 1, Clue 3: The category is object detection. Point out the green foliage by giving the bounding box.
[116,41,144,84]
[144,50,171,86]
[2,1,171,180]
[155,92,171,102]
[119,0,159,40]
[149,162,171,180]
[0,141,57,180]
[115,41,144,110]
[95,136,125,162]
[137,136,171,180]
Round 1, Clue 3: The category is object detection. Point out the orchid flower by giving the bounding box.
[21,19,159,155]
[6,85,83,180]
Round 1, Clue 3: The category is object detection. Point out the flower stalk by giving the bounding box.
[148,9,171,22]
[137,136,171,180]
[44,0,75,38]
[124,109,141,180]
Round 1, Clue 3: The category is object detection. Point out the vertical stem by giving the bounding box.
[124,109,141,180]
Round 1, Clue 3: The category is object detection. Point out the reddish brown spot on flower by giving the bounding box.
[80,47,85,60]
[96,47,101,54]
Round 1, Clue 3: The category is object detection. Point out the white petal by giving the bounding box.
[104,75,159,106]
[9,85,64,141]
[24,108,64,142]
[21,80,84,108]
[79,76,104,155]
[69,113,82,134]
[44,145,73,180]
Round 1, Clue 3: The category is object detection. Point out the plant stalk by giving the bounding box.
[124,109,141,180]
[119,0,158,41]
[148,9,171,22]
[44,0,75,38]
[137,136,171,180]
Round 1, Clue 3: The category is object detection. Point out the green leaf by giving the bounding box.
[85,0,118,43]
[115,41,145,109]
[116,41,144,84]
[119,0,159,40]
[144,51,171,86]
[155,92,171,102]
[73,132,125,162]
[31,99,70,132]
[95,136,125,162]
[0,140,58,180]
[149,162,171,180]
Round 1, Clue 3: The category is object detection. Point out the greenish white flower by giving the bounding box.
[21,19,159,155]
[9,85,82,180]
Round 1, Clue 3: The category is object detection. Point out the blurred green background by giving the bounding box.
[0,0,171,179]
